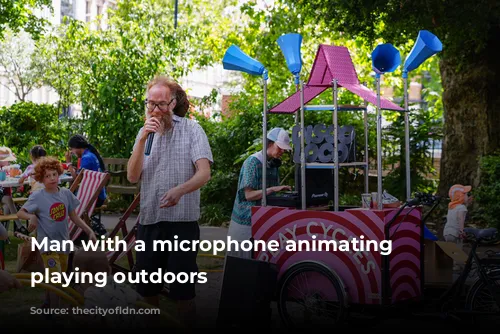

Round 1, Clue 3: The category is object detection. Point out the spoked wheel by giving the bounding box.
[465,268,500,314]
[277,262,347,329]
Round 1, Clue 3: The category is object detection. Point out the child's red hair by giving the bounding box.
[33,156,63,183]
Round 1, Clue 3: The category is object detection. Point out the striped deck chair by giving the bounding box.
[68,168,110,241]
[0,247,4,270]
[106,194,140,273]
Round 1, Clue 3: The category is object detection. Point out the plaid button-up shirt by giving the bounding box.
[133,115,213,224]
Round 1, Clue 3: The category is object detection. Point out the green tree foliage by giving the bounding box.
[0,102,74,167]
[470,153,500,229]
[193,0,444,223]
[36,0,242,158]
[290,0,499,65]
[286,0,500,199]
[0,0,52,40]
[0,0,446,223]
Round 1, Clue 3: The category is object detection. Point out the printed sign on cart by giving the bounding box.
[292,123,356,163]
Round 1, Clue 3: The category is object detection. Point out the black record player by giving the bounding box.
[266,167,334,208]
[266,191,300,208]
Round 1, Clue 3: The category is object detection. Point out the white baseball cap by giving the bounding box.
[267,127,292,151]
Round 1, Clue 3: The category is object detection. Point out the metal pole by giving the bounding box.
[294,81,300,196]
[300,79,306,210]
[363,82,369,194]
[333,79,339,211]
[262,71,268,206]
[403,74,411,201]
[376,74,383,210]
[174,0,178,29]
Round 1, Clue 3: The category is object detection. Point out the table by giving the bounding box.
[0,174,73,188]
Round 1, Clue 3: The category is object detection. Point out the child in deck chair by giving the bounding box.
[72,248,144,328]
[17,156,97,309]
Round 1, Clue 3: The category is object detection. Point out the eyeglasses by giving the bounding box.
[144,98,174,112]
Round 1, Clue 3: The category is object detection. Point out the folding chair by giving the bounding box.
[0,243,4,270]
[68,168,110,241]
[106,194,140,274]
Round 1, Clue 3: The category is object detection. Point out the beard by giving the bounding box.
[150,110,173,134]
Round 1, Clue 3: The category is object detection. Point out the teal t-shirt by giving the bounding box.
[231,154,279,226]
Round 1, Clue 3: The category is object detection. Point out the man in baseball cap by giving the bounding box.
[226,127,292,259]
[267,127,292,151]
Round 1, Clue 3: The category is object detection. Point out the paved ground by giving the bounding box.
[101,214,229,328]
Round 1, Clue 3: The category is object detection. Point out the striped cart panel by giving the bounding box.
[251,206,422,305]
[384,208,423,303]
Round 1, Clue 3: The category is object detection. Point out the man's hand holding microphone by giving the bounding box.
[143,115,161,156]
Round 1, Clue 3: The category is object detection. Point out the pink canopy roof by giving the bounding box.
[269,44,404,113]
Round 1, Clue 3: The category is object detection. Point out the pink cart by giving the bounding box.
[251,203,427,327]
[222,32,445,328]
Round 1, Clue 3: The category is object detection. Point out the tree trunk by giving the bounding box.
[438,25,500,196]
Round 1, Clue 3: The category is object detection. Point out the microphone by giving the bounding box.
[145,132,154,156]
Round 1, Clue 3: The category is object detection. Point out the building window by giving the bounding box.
[96,0,105,29]
[108,0,117,10]
[86,0,92,22]
[61,0,74,21]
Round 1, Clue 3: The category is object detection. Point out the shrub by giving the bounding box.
[471,152,500,230]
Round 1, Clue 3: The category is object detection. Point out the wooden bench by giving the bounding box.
[13,197,28,205]
[0,214,19,222]
[103,158,140,195]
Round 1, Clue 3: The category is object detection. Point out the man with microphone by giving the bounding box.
[127,75,213,328]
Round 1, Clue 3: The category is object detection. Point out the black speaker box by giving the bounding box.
[216,255,278,328]
[295,167,334,206]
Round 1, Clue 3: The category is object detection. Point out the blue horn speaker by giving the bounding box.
[222,45,265,77]
[371,43,401,75]
[277,33,303,78]
[403,30,442,74]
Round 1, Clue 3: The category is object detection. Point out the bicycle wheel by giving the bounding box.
[277,261,347,329]
[465,268,500,314]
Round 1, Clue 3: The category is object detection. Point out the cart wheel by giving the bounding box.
[277,261,347,329]
[465,268,500,314]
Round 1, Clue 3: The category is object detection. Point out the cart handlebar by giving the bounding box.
[406,192,441,207]
[384,192,441,241]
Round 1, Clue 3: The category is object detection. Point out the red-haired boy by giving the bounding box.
[17,156,97,308]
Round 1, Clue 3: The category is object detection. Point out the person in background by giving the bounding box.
[18,145,47,193]
[0,146,28,235]
[443,184,473,271]
[65,134,108,237]
[227,127,292,259]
